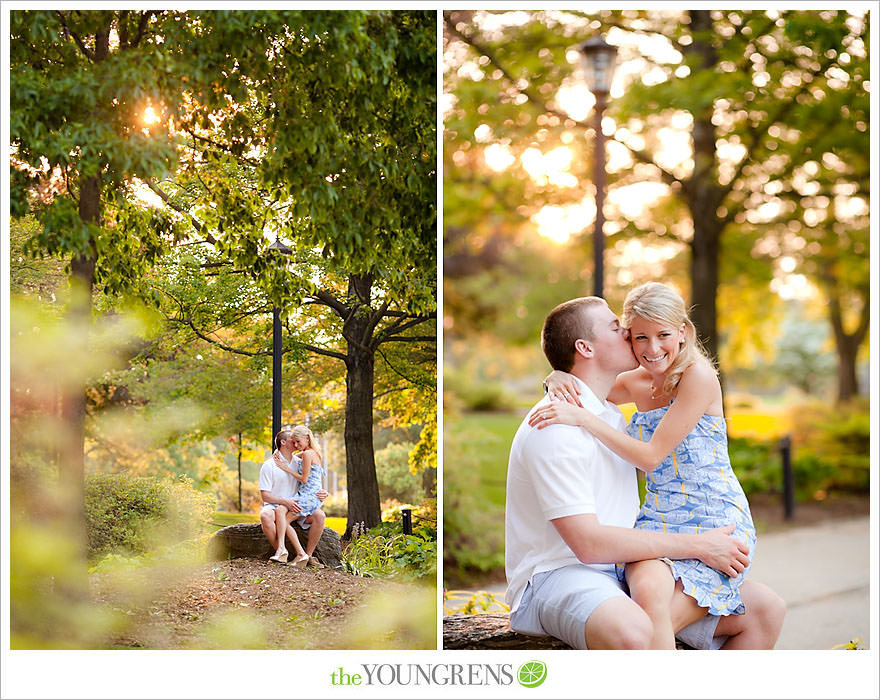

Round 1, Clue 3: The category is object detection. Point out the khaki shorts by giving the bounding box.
[510,564,725,650]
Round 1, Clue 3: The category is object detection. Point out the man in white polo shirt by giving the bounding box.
[505,296,785,649]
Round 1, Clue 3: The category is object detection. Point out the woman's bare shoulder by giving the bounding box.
[682,357,719,382]
[619,367,650,388]
[679,358,722,398]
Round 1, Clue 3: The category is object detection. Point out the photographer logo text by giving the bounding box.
[330,661,547,688]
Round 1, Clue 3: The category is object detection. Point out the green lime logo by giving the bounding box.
[517,660,547,688]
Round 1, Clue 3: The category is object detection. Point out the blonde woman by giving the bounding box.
[531,282,756,649]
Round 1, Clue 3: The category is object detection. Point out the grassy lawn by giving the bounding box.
[210,511,346,536]
[445,410,526,508]
[210,511,259,529]
[325,517,346,535]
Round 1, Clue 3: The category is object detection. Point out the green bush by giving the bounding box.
[443,479,505,585]
[729,437,780,496]
[729,399,870,501]
[375,441,425,504]
[788,400,869,492]
[343,503,437,582]
[444,369,515,412]
[84,473,215,562]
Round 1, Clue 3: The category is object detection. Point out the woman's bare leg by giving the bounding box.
[626,559,677,649]
[670,579,710,635]
[268,506,290,561]
[284,511,308,562]
[304,509,325,560]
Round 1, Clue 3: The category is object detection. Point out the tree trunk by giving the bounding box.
[835,337,859,403]
[684,9,724,363]
[342,274,382,537]
[58,173,100,566]
[823,272,868,404]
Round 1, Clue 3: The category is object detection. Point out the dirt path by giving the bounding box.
[91,557,436,649]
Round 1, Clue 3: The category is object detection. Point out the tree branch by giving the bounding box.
[380,336,437,344]
[293,341,347,362]
[181,126,261,167]
[309,288,351,318]
[169,316,268,357]
[145,179,217,244]
[57,11,95,62]
[446,13,683,189]
[374,313,436,346]
[375,346,435,390]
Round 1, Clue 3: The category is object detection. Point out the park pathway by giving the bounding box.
[748,515,870,650]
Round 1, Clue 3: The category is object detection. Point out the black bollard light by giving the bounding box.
[779,434,795,520]
[401,507,413,535]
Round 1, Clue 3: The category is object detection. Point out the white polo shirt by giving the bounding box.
[258,453,302,501]
[504,377,639,612]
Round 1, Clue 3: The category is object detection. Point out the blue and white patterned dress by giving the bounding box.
[292,458,324,518]
[623,403,756,616]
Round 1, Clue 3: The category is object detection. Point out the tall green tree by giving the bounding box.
[12,10,436,539]
[11,10,198,550]
[143,10,436,533]
[444,10,868,399]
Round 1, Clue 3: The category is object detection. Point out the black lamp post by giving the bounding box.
[268,236,292,446]
[578,35,618,299]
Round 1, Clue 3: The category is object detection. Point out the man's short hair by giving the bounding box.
[541,297,607,371]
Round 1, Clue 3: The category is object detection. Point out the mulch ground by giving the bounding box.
[91,557,435,649]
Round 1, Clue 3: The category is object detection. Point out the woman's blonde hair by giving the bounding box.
[621,282,715,396]
[291,424,322,462]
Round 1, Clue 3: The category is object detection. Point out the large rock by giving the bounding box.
[443,614,570,650]
[207,521,343,570]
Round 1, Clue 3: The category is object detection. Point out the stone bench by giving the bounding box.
[207,521,343,570]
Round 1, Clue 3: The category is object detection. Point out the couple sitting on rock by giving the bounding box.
[258,425,327,567]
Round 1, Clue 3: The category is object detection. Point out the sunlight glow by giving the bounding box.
[143,106,160,125]
[771,273,815,300]
[608,182,668,218]
[533,198,596,244]
[484,144,515,172]
[521,147,578,188]
[557,84,595,121]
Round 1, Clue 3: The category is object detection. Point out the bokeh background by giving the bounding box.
[442,9,870,604]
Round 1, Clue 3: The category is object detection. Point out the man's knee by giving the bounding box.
[311,508,325,525]
[586,598,652,650]
[607,613,652,650]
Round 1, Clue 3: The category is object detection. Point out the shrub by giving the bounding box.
[321,492,348,518]
[788,400,869,492]
[443,481,505,586]
[729,398,870,501]
[375,441,425,504]
[84,473,215,562]
[444,369,515,412]
[343,505,436,582]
